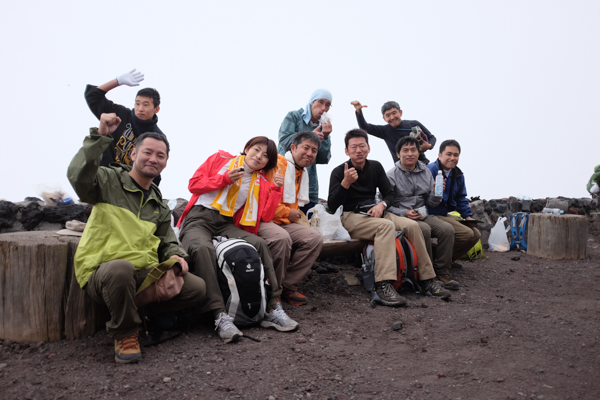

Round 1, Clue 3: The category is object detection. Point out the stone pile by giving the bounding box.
[0,199,89,234]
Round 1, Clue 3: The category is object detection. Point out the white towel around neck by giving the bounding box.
[283,151,310,207]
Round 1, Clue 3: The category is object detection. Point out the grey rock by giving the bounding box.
[0,201,20,228]
[392,321,403,331]
[20,202,44,230]
[547,198,569,212]
[43,204,87,226]
[521,200,531,212]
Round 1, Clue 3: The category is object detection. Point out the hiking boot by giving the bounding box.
[422,279,452,299]
[282,288,308,306]
[260,301,299,332]
[451,261,463,269]
[438,275,460,290]
[114,332,142,364]
[373,281,407,307]
[215,312,242,343]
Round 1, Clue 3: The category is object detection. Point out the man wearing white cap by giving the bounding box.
[278,89,333,213]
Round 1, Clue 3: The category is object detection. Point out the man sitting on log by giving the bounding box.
[328,129,450,307]
[426,139,481,267]
[258,131,324,306]
[67,113,207,364]
[386,136,459,291]
[351,100,436,165]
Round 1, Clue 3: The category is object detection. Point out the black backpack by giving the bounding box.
[212,236,269,327]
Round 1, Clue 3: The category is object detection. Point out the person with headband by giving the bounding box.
[278,89,333,213]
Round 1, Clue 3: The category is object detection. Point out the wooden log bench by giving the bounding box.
[0,231,365,343]
[0,232,106,343]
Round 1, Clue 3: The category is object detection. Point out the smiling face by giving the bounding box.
[134,96,160,121]
[382,107,403,128]
[438,145,460,170]
[345,137,370,169]
[310,98,331,122]
[290,139,319,168]
[243,143,270,171]
[130,138,168,179]
[397,142,419,170]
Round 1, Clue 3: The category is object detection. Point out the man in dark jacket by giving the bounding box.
[328,129,450,306]
[426,139,481,264]
[351,100,436,164]
[85,69,164,172]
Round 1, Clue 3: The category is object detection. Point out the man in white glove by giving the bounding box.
[85,69,165,183]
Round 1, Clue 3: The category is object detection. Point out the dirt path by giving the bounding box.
[1,236,599,400]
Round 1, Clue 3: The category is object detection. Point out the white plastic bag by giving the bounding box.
[488,216,510,252]
[306,204,350,241]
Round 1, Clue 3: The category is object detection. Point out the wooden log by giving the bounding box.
[0,232,105,343]
[527,214,588,260]
[319,239,367,259]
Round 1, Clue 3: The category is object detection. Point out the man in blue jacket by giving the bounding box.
[426,140,481,273]
[278,89,333,213]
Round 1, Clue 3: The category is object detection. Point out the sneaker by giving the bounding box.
[114,332,142,364]
[438,275,460,291]
[422,279,452,299]
[451,261,463,269]
[260,301,299,332]
[215,312,243,343]
[282,288,308,306]
[373,281,407,307]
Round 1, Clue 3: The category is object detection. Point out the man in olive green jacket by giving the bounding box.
[68,113,207,364]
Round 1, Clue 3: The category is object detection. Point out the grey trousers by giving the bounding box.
[85,259,206,340]
[258,221,323,293]
[179,206,280,315]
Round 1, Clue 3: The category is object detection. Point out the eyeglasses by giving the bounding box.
[348,144,368,151]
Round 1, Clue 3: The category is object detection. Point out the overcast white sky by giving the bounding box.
[1,1,599,203]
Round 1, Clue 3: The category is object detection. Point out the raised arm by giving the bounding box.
[67,113,121,204]
[354,106,388,139]
[85,69,144,119]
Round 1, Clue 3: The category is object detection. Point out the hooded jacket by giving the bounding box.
[426,159,473,218]
[85,84,164,167]
[67,129,184,288]
[386,160,442,217]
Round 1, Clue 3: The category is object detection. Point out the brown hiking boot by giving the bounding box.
[438,275,460,291]
[114,332,142,364]
[421,279,452,300]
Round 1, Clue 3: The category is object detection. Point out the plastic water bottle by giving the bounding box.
[311,209,320,227]
[435,171,444,197]
[542,208,564,215]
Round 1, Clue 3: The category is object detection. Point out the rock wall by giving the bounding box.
[0,199,89,234]
[468,197,599,247]
[1,197,598,246]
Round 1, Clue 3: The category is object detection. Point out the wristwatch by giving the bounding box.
[381,201,388,209]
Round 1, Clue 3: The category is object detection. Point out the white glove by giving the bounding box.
[116,69,144,87]
[591,183,599,194]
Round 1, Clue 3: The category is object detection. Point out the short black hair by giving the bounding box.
[439,139,461,154]
[241,136,279,173]
[136,88,160,107]
[135,132,170,156]
[344,129,369,148]
[292,131,321,150]
[381,101,401,115]
[395,136,420,154]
